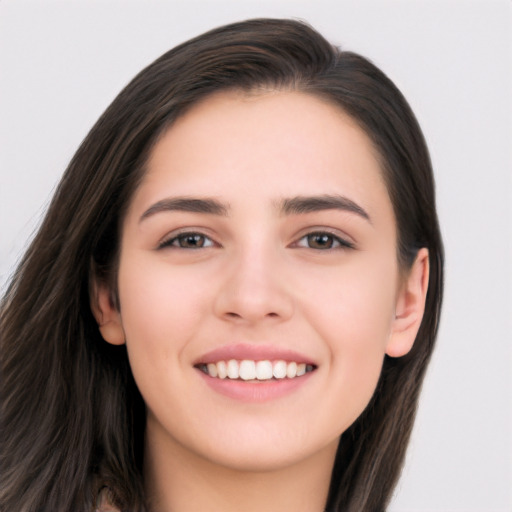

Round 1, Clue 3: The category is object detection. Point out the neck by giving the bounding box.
[143,425,338,512]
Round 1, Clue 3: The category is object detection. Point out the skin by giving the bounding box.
[94,90,429,512]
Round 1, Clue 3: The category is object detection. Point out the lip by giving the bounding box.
[196,368,315,402]
[194,343,317,403]
[194,343,316,366]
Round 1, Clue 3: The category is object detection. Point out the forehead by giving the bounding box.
[129,90,392,222]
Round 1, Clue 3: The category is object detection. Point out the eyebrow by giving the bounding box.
[279,195,371,222]
[139,194,371,223]
[140,197,229,222]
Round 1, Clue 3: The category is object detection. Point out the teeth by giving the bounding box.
[206,363,218,378]
[239,360,256,380]
[255,360,273,380]
[273,360,287,379]
[286,361,297,378]
[227,359,239,379]
[217,360,227,379]
[200,359,314,380]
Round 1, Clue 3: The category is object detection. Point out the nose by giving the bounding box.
[213,243,294,325]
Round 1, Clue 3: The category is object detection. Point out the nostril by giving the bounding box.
[225,311,280,320]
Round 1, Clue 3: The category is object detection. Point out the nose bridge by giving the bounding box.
[214,234,293,323]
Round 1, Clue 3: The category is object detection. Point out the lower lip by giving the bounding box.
[196,369,314,402]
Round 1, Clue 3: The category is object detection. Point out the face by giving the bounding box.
[95,90,425,473]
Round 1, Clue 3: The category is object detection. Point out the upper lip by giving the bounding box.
[195,343,316,366]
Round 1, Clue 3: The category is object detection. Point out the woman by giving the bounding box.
[0,18,443,512]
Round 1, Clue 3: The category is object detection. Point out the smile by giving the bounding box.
[196,360,316,381]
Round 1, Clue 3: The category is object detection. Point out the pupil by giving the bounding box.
[309,234,332,249]
[182,235,203,247]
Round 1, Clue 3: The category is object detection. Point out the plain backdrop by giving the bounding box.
[1,1,511,510]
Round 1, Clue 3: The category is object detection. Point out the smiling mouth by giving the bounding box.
[195,359,316,381]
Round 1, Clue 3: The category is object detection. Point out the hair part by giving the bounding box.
[1,18,443,512]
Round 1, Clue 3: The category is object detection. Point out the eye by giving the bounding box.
[296,232,354,250]
[159,232,215,249]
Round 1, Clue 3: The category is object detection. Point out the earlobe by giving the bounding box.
[90,279,126,346]
[386,248,429,358]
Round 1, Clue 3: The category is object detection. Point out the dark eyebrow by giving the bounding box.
[140,197,229,222]
[280,195,371,222]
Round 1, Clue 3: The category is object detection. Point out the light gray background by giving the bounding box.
[1,1,511,510]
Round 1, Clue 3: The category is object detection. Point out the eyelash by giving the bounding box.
[158,230,354,251]
[295,231,355,250]
[159,232,215,250]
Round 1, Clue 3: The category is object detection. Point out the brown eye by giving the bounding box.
[160,233,214,249]
[296,232,354,250]
[307,233,335,249]
[178,234,207,248]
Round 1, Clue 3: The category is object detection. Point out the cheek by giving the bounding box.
[300,255,398,426]
[304,252,398,348]
[115,258,215,426]
[116,257,211,367]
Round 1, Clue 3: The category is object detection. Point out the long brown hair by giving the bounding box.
[0,18,443,512]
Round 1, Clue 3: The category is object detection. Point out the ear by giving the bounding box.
[386,248,429,358]
[90,279,125,346]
